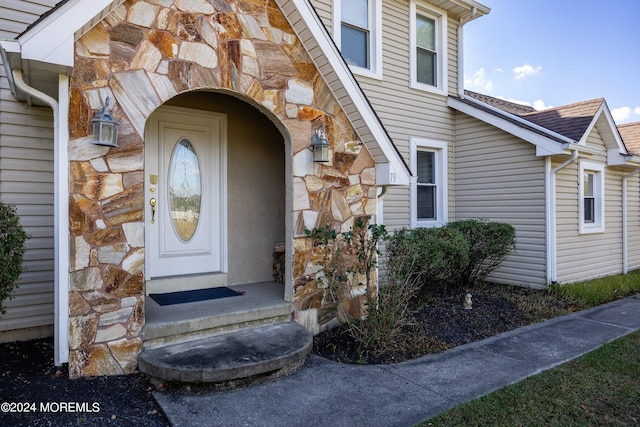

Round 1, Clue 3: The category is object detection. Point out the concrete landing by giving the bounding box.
[138,321,312,384]
[143,282,292,349]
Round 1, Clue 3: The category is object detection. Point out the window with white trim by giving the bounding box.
[579,161,605,233]
[410,1,448,94]
[411,139,447,227]
[333,0,382,79]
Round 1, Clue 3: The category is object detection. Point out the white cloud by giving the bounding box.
[612,106,640,123]
[513,63,542,79]
[532,99,552,110]
[464,68,494,92]
[494,67,505,73]
[612,107,632,123]
[497,96,530,106]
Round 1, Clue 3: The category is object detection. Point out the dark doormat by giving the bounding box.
[149,287,243,306]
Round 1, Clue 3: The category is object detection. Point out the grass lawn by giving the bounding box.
[421,274,640,427]
[423,330,640,426]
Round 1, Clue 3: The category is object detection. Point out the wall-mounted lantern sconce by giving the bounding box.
[311,127,330,162]
[92,97,119,147]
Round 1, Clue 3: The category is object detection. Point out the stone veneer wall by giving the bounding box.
[67,0,377,377]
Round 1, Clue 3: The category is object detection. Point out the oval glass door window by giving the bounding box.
[169,138,201,242]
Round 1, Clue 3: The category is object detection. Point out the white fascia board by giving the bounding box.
[578,103,629,160]
[458,0,491,14]
[600,104,628,154]
[288,0,411,186]
[0,40,21,66]
[536,145,566,157]
[21,32,75,69]
[0,41,21,94]
[608,149,630,165]
[570,144,601,156]
[19,0,115,69]
[376,162,417,186]
[448,97,569,155]
[452,96,575,144]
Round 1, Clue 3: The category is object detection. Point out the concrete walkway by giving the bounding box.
[153,295,640,427]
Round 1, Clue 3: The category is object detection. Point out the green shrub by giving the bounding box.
[386,226,469,292]
[0,202,29,316]
[446,219,516,286]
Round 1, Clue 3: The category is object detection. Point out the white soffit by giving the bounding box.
[17,0,123,69]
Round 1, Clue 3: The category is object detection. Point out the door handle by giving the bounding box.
[150,198,157,224]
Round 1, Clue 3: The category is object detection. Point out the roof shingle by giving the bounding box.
[618,122,640,156]
[463,90,604,143]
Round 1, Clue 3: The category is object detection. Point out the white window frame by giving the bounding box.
[410,138,448,228]
[333,0,382,80]
[579,161,605,234]
[410,1,448,95]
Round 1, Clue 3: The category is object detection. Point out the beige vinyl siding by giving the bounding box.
[0,0,58,38]
[555,127,624,283]
[454,113,548,287]
[361,2,458,229]
[0,0,57,334]
[309,0,332,32]
[626,173,640,272]
[308,1,461,229]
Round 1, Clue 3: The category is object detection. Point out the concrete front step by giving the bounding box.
[138,321,312,385]
[143,282,292,349]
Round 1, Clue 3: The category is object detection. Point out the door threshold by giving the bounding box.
[146,273,228,295]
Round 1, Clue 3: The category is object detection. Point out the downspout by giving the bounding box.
[457,7,477,97]
[376,185,389,225]
[622,168,640,274]
[547,151,578,284]
[11,70,69,366]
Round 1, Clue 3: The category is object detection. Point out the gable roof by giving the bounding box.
[618,122,640,156]
[450,90,630,160]
[0,0,412,185]
[519,98,603,142]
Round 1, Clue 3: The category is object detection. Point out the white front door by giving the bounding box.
[145,106,227,282]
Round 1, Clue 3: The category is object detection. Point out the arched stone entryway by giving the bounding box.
[67,0,377,377]
[145,91,288,291]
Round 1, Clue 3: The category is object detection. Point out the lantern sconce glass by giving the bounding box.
[311,127,330,162]
[92,97,120,147]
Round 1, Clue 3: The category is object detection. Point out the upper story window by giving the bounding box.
[333,0,382,79]
[579,161,605,234]
[410,138,448,228]
[410,1,448,95]
[416,14,436,86]
[341,0,369,68]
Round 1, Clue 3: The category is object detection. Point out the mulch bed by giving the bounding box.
[0,339,169,427]
[313,284,576,364]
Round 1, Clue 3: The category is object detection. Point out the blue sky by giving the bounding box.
[463,0,640,124]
